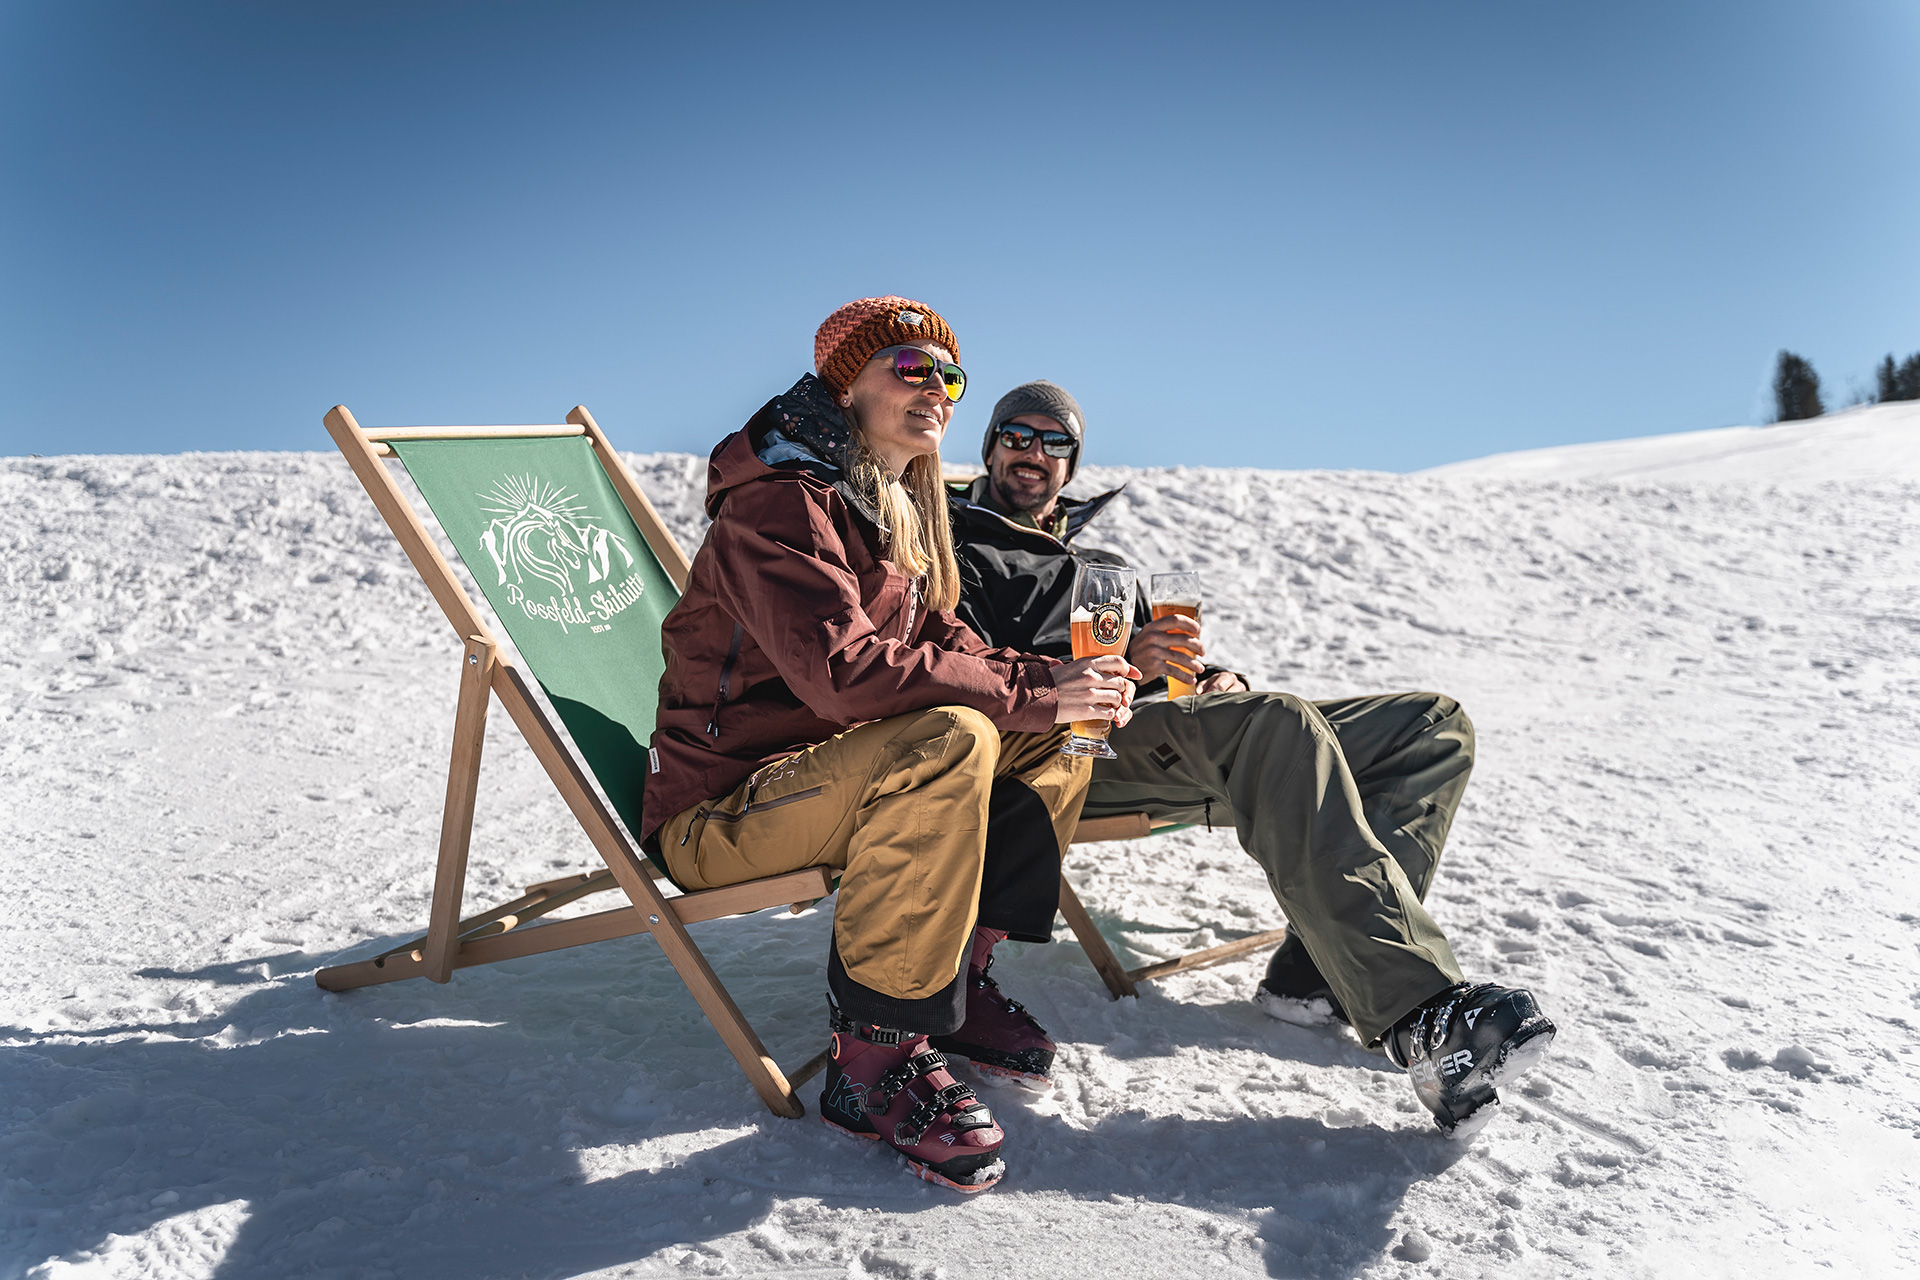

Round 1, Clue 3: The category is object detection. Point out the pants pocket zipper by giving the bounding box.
[703,784,826,824]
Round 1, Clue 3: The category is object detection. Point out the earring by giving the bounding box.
[840,396,851,407]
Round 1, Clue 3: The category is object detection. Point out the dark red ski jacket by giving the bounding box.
[640,382,1061,844]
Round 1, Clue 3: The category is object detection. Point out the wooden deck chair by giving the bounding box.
[315,405,834,1118]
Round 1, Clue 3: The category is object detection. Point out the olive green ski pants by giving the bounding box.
[1084,690,1473,1044]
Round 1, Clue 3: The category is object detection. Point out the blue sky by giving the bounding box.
[3,1,1916,469]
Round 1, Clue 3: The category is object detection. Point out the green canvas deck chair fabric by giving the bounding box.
[314,404,834,1118]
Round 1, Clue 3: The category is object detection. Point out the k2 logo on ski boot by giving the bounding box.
[824,1074,867,1120]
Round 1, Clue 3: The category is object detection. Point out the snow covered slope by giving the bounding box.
[4,418,1917,1278]
[1425,398,1920,484]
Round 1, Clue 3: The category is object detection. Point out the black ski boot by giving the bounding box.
[1384,982,1556,1140]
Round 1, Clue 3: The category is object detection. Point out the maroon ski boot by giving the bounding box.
[818,1020,1007,1192]
[930,953,1056,1088]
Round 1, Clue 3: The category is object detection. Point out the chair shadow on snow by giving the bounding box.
[6,916,1449,1280]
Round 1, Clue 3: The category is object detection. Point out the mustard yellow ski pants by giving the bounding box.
[660,706,1090,1031]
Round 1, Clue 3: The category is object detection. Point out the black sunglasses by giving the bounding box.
[994,424,1076,458]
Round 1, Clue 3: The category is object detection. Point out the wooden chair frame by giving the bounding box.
[316,404,832,1117]
[314,405,1285,1119]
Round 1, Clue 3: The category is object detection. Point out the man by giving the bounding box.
[946,379,1557,1139]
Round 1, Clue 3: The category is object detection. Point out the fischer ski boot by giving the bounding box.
[1385,982,1556,1140]
[1253,941,1350,1029]
[929,953,1056,1087]
[819,1019,1006,1192]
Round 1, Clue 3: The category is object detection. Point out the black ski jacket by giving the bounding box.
[946,478,1177,690]
[946,478,1243,695]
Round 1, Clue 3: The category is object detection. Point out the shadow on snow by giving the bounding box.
[4,927,1447,1279]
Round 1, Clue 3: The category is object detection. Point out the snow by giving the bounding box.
[5,406,1918,1278]
[1423,398,1920,485]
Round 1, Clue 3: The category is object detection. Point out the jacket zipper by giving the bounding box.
[706,622,745,738]
[904,577,920,638]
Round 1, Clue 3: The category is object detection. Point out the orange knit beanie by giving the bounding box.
[813,297,961,395]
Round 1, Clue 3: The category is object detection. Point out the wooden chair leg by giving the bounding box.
[787,1046,832,1089]
[640,901,808,1117]
[1058,873,1139,999]
[422,636,493,983]
[1128,927,1290,983]
[561,823,807,1115]
[481,662,807,1119]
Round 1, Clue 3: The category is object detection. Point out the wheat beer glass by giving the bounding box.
[1063,563,1135,758]
[1150,571,1203,699]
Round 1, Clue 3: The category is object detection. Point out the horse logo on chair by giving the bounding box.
[476,473,634,595]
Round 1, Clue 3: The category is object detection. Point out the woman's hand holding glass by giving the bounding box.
[1049,654,1140,730]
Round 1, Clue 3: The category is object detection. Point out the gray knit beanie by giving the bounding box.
[980,380,1085,479]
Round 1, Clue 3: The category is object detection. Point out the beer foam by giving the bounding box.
[1069,606,1096,622]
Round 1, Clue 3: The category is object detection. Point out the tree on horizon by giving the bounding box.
[1877,352,1920,402]
[1773,351,1824,422]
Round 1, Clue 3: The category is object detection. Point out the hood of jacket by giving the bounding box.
[706,373,887,529]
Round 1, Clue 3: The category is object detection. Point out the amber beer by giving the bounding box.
[1150,572,1203,699]
[1151,600,1202,698]
[1070,605,1131,740]
[1062,563,1135,758]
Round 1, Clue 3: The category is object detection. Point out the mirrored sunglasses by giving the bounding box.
[871,345,967,402]
[994,424,1076,458]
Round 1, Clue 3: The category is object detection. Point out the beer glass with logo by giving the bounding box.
[1063,563,1135,758]
[1150,571,1203,699]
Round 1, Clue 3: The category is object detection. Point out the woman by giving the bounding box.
[641,297,1136,1192]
